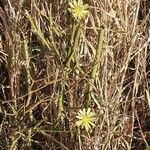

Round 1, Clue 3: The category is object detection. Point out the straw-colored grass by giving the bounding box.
[0,0,149,149]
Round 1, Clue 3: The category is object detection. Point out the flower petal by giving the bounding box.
[69,2,74,8]
[79,109,83,115]
[86,108,91,115]
[85,123,91,131]
[83,108,86,115]
[88,112,96,117]
[89,121,95,127]
[76,115,82,119]
[76,120,83,126]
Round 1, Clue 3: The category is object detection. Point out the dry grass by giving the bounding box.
[0,0,150,149]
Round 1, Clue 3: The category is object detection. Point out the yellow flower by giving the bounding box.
[68,0,89,21]
[76,108,96,131]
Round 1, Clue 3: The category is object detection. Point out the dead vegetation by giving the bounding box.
[0,0,149,149]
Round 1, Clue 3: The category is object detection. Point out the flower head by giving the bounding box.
[68,0,89,21]
[76,108,96,131]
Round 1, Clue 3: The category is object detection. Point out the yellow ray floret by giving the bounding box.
[68,0,89,20]
[76,108,96,131]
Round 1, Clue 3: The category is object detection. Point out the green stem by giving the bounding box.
[22,34,33,121]
[57,81,64,120]
[57,23,81,120]
[87,27,105,105]
[65,23,81,68]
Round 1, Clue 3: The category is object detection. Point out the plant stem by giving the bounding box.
[87,27,105,105]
